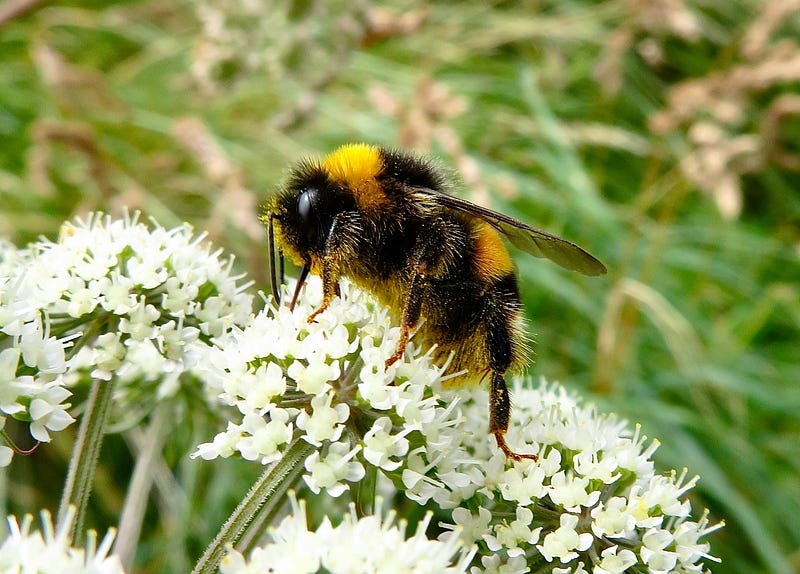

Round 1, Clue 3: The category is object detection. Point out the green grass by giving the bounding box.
[2,1,798,572]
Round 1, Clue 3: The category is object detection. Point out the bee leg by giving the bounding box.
[307,214,353,322]
[385,272,425,368]
[386,218,451,368]
[486,305,537,461]
[490,371,538,461]
[307,255,340,323]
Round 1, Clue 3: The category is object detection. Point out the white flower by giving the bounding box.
[641,471,695,517]
[221,494,474,574]
[237,409,293,464]
[161,276,198,316]
[158,319,200,361]
[0,212,253,452]
[673,511,723,565]
[593,545,637,574]
[0,446,12,467]
[119,298,160,340]
[193,421,242,460]
[362,416,410,471]
[590,497,637,539]
[90,332,126,380]
[125,252,168,289]
[572,449,622,484]
[401,451,446,505]
[498,463,547,506]
[17,317,65,375]
[358,352,402,408]
[0,320,74,453]
[548,471,601,512]
[296,393,349,446]
[28,380,75,442]
[473,553,530,574]
[553,562,589,574]
[0,507,124,573]
[98,272,137,314]
[537,513,594,564]
[238,362,286,412]
[303,441,364,497]
[483,506,541,557]
[444,507,493,546]
[64,276,102,317]
[287,352,340,396]
[640,528,678,572]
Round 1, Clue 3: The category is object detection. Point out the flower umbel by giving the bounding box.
[437,384,723,573]
[194,275,450,497]
[0,213,253,465]
[2,215,722,574]
[0,507,124,573]
[219,493,474,574]
[194,274,721,572]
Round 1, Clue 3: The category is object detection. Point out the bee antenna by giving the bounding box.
[267,213,282,305]
[279,248,285,288]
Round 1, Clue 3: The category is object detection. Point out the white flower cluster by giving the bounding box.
[0,507,124,574]
[196,275,721,573]
[0,242,74,449]
[433,384,722,573]
[194,276,454,497]
[0,213,253,464]
[220,494,474,574]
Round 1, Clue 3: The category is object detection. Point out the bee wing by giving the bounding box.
[412,187,607,276]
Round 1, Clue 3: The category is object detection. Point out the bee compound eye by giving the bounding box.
[297,188,317,223]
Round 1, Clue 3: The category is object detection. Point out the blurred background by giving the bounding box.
[1,1,798,572]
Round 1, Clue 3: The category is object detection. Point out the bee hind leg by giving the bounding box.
[486,313,535,459]
[482,277,536,461]
[490,371,538,461]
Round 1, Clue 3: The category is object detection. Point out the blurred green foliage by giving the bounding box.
[1,0,798,572]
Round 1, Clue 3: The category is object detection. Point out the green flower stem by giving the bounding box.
[115,402,172,572]
[57,376,116,544]
[191,437,315,574]
[355,458,377,518]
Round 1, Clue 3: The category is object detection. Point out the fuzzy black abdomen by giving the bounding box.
[418,271,527,381]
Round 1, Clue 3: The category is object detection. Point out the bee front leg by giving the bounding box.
[306,214,348,323]
[306,254,341,323]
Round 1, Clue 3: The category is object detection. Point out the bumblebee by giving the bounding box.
[261,143,606,461]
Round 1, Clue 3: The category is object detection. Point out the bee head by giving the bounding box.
[269,162,355,264]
